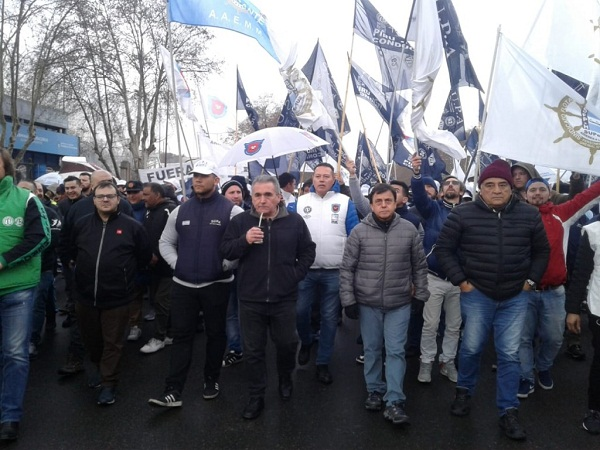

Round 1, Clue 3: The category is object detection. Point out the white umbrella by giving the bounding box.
[35,172,64,186]
[219,127,328,167]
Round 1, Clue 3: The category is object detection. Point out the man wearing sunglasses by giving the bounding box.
[410,154,465,386]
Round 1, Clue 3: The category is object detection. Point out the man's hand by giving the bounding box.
[344,303,360,320]
[246,226,264,244]
[459,280,474,293]
[346,160,357,177]
[566,313,581,334]
[411,154,422,175]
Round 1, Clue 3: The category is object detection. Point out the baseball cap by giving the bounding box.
[116,179,126,187]
[189,160,219,176]
[126,180,143,192]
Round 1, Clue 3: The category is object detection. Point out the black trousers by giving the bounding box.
[239,301,298,398]
[165,282,230,393]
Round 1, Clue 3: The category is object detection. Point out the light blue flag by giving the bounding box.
[168,0,280,63]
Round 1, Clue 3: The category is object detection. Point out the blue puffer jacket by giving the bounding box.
[411,176,460,279]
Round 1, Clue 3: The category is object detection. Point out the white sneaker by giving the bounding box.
[127,326,142,341]
[440,360,458,383]
[163,337,173,346]
[418,361,433,383]
[140,338,165,354]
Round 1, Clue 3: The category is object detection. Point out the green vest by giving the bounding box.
[0,176,50,297]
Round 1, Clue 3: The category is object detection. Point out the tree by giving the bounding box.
[57,0,220,178]
[225,93,282,144]
[0,0,78,164]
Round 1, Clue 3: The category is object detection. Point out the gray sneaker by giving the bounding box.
[418,361,432,383]
[440,360,458,383]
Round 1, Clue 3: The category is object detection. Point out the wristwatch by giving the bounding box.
[526,279,536,289]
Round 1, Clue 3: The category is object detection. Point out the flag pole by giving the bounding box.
[337,29,356,173]
[353,92,382,183]
[166,3,187,195]
[475,26,503,188]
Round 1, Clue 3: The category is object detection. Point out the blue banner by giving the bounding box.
[436,0,482,89]
[168,0,280,62]
[354,0,413,91]
[302,41,350,135]
[4,122,79,156]
[236,68,261,131]
[355,132,386,185]
[439,87,466,141]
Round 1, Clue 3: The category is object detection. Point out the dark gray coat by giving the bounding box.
[340,213,429,310]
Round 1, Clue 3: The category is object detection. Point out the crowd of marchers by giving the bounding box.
[1,146,600,443]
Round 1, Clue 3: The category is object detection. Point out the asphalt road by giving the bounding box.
[8,277,598,449]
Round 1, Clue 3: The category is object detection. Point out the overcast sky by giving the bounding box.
[174,0,596,166]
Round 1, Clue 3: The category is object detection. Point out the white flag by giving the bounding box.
[409,0,465,161]
[159,45,198,122]
[481,35,600,175]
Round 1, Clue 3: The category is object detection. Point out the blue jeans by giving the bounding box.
[226,280,242,353]
[0,287,35,423]
[31,271,55,345]
[360,304,411,406]
[457,288,528,414]
[296,269,340,365]
[519,286,566,382]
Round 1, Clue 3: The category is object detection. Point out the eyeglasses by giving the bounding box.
[443,180,460,186]
[94,194,118,200]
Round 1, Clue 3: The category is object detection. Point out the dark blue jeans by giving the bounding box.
[165,282,230,393]
[31,270,55,346]
[458,288,528,415]
[0,287,35,422]
[296,269,340,365]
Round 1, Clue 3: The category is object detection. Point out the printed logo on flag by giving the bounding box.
[244,140,264,156]
[546,96,600,163]
[208,96,227,118]
[331,204,340,213]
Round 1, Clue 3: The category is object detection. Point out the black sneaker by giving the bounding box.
[364,392,384,411]
[383,402,410,425]
[148,390,182,407]
[57,357,84,376]
[566,344,586,361]
[583,410,600,435]
[203,381,220,400]
[222,351,243,367]
[97,386,116,406]
[316,364,333,385]
[450,387,471,417]
[499,408,527,440]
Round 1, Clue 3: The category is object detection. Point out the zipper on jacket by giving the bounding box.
[381,231,388,307]
[94,221,108,305]
[496,211,504,288]
[266,220,272,302]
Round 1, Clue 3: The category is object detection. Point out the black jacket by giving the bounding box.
[220,206,316,303]
[58,194,133,262]
[144,199,177,278]
[70,210,151,309]
[434,195,550,301]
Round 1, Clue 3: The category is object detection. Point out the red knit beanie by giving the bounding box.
[478,159,513,187]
